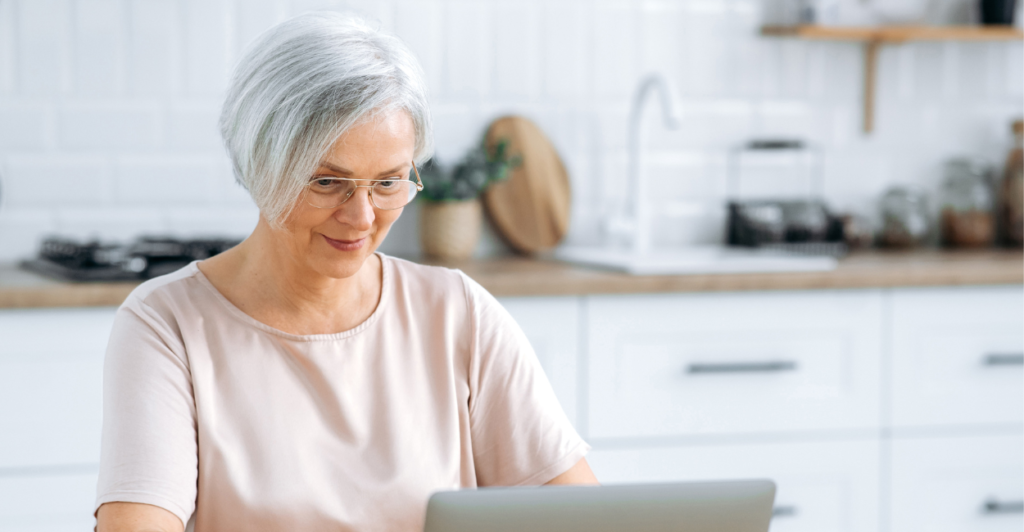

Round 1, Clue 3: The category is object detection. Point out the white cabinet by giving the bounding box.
[0,308,115,468]
[890,286,1024,429]
[889,434,1023,532]
[588,439,881,532]
[887,287,1024,532]
[0,307,116,532]
[0,471,100,532]
[581,285,1021,532]
[586,290,884,438]
[497,297,579,427]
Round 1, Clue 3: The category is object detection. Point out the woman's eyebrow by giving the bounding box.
[316,161,408,177]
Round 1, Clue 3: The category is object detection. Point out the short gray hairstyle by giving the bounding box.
[220,12,433,225]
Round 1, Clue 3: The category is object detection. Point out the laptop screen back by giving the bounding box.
[424,479,776,532]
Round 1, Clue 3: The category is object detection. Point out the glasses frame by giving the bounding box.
[303,162,424,211]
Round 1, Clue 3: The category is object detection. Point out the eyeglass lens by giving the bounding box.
[305,176,418,210]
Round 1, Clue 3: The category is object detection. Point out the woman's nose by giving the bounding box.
[335,187,375,230]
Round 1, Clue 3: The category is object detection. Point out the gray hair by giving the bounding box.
[220,12,433,226]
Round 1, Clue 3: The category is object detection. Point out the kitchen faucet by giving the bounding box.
[607,73,682,254]
[555,74,835,274]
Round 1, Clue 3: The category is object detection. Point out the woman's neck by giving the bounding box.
[198,222,383,336]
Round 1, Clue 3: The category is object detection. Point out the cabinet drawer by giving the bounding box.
[498,297,579,427]
[0,471,98,531]
[889,434,1023,532]
[0,308,116,468]
[588,439,880,532]
[891,286,1023,428]
[586,290,883,438]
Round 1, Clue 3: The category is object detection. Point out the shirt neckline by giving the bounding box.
[190,252,392,342]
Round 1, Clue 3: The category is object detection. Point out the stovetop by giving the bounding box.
[21,236,240,282]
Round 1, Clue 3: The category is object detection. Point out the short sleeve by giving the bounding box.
[460,273,590,486]
[95,298,198,528]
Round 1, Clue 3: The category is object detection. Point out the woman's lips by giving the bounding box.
[323,235,367,252]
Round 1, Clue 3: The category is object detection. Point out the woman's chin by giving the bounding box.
[310,241,377,279]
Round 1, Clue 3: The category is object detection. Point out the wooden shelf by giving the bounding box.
[761,25,1024,133]
[762,25,1024,42]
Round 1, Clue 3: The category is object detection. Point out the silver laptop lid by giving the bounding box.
[424,479,776,532]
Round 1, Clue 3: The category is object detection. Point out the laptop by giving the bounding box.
[423,479,776,532]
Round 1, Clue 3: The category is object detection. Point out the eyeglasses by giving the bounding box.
[303,162,424,211]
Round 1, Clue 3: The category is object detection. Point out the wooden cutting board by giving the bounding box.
[482,116,571,254]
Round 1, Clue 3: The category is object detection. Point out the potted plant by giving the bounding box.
[418,140,517,260]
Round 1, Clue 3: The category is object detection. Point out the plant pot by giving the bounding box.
[419,199,481,260]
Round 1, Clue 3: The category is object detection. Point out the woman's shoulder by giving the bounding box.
[382,254,500,315]
[120,262,208,314]
[106,263,213,353]
[384,254,470,291]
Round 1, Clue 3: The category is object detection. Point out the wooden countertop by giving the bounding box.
[1,249,1021,309]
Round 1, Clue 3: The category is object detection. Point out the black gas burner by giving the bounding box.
[22,236,241,282]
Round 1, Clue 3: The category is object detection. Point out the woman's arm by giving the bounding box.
[95,302,198,529]
[544,458,599,486]
[96,502,184,532]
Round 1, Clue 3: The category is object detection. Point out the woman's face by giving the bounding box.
[276,110,416,279]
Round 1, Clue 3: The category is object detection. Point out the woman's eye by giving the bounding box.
[377,180,396,188]
[310,178,342,192]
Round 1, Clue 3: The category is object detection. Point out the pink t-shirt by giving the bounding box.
[95,254,588,531]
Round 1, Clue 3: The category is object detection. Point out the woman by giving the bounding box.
[94,12,596,532]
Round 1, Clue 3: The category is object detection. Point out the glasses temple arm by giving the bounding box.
[412,162,424,190]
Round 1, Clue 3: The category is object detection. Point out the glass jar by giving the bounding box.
[940,159,995,248]
[878,187,930,248]
[999,120,1023,247]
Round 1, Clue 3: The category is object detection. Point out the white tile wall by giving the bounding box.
[0,0,1022,260]
[540,2,588,99]
[126,0,180,96]
[74,0,124,97]
[0,103,49,149]
[58,102,161,149]
[17,0,72,97]
[4,154,110,206]
[0,1,14,97]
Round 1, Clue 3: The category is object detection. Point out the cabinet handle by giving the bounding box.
[982,353,1024,367]
[983,499,1024,514]
[772,505,798,518]
[687,361,798,374]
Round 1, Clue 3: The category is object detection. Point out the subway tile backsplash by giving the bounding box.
[0,0,1021,260]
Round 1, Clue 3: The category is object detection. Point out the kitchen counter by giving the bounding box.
[0,249,1021,309]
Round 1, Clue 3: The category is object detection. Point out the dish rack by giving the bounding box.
[726,140,849,258]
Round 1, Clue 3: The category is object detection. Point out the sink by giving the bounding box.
[554,245,837,275]
[565,74,838,276]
